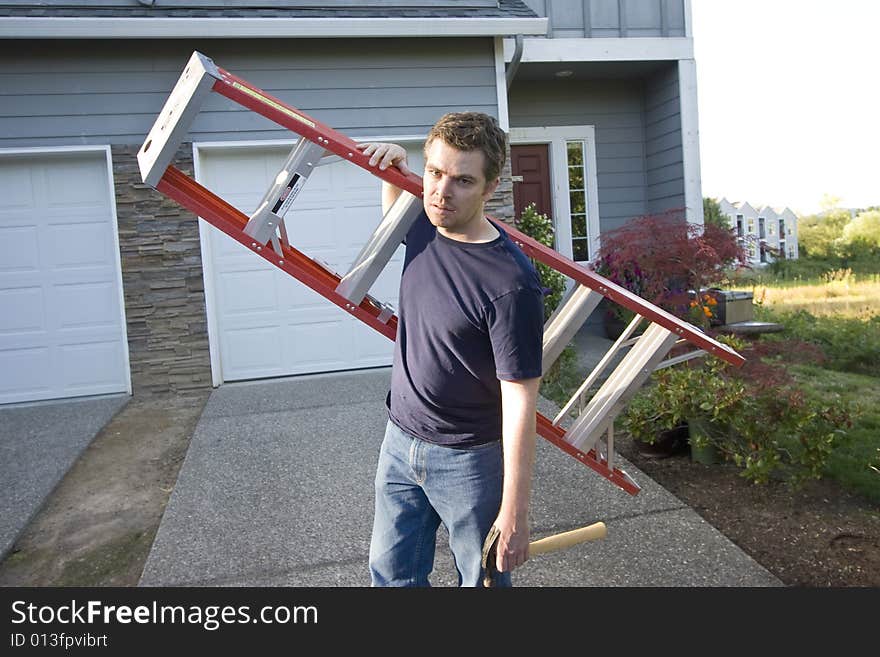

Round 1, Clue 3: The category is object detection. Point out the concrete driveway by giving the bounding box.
[139,368,781,587]
[0,393,129,559]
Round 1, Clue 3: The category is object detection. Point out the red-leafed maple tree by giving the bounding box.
[591,209,749,326]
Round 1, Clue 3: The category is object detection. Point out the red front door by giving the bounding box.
[511,144,552,222]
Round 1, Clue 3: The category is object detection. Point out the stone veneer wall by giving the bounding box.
[484,148,515,225]
[112,144,212,395]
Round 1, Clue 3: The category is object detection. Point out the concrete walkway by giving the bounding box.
[0,393,129,559]
[139,366,781,587]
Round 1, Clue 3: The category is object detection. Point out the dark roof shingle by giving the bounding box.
[1,1,538,20]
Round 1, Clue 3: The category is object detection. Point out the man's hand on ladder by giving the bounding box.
[358,142,412,213]
[357,142,411,175]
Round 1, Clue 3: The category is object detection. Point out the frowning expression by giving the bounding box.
[422,138,499,237]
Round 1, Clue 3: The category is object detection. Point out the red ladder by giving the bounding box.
[139,52,745,497]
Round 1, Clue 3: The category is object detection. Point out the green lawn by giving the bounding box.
[787,364,880,505]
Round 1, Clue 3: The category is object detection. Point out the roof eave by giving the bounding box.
[0,16,550,39]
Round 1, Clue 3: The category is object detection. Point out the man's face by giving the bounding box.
[422,138,499,235]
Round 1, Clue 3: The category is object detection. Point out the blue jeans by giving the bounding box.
[369,420,512,587]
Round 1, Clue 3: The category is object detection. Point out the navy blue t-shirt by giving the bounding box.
[386,211,544,448]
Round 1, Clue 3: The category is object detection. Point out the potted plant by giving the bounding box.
[618,344,745,463]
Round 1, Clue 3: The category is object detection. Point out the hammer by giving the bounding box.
[480,521,607,587]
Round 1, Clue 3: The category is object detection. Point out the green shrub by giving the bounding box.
[619,336,857,486]
[515,203,566,321]
[757,306,880,377]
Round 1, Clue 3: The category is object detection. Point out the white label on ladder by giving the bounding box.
[272,172,306,218]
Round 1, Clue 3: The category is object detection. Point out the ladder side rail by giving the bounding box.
[158,168,643,496]
[654,349,707,371]
[536,414,640,495]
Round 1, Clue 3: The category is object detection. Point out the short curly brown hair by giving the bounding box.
[424,112,507,182]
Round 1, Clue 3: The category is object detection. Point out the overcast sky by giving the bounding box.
[690,0,878,214]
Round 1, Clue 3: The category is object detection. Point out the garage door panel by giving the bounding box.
[218,268,277,315]
[282,207,337,250]
[0,287,44,333]
[0,151,128,404]
[286,320,351,374]
[60,340,127,390]
[212,226,261,261]
[222,325,285,380]
[50,281,119,330]
[0,347,51,398]
[0,162,35,210]
[0,226,40,271]
[46,222,112,268]
[356,325,398,362]
[346,211,390,248]
[279,275,334,313]
[47,158,112,209]
[201,142,424,382]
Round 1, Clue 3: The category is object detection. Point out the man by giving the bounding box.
[357,112,543,587]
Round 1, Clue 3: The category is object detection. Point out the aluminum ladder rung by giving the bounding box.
[335,191,422,305]
[541,283,603,377]
[654,347,707,371]
[564,322,679,452]
[553,313,645,425]
[243,138,329,255]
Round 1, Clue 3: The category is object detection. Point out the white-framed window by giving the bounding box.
[509,126,600,263]
[566,140,590,262]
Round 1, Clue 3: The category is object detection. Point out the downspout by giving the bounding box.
[505,34,524,90]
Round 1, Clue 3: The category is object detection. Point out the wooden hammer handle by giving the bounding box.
[528,522,607,556]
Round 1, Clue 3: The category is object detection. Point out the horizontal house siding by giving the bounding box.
[508,78,647,232]
[644,63,684,213]
[522,0,685,38]
[0,1,500,8]
[0,37,498,148]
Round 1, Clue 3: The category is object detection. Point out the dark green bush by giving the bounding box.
[619,335,857,486]
[757,306,880,377]
[515,203,566,321]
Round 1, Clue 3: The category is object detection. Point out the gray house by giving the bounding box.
[0,0,704,404]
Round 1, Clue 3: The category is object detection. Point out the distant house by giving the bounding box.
[1,1,705,404]
[719,198,799,266]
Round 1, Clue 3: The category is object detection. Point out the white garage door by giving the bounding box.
[198,141,423,382]
[0,149,130,404]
